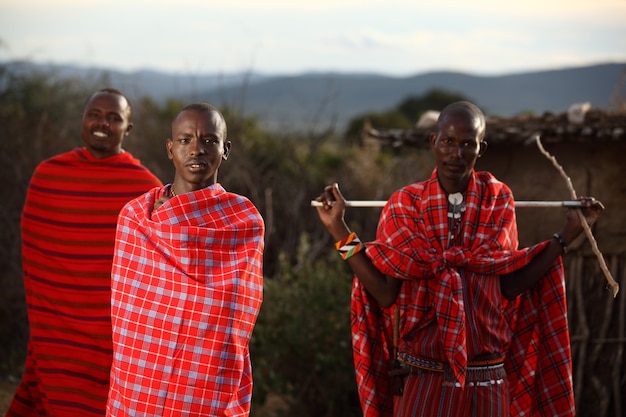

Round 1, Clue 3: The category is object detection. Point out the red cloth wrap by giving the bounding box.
[9,148,162,417]
[107,184,264,417]
[352,169,574,417]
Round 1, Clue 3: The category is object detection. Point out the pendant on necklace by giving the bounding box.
[447,192,465,246]
[448,192,463,206]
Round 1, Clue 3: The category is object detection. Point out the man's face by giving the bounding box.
[81,92,132,159]
[166,109,230,190]
[430,113,485,186]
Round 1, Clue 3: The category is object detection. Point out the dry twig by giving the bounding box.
[533,134,619,297]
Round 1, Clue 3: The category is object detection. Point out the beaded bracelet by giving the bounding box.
[335,232,364,261]
[552,233,568,254]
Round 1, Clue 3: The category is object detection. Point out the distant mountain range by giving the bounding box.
[4,61,625,132]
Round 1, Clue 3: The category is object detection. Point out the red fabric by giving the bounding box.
[107,184,264,417]
[352,169,574,417]
[507,260,574,416]
[397,371,509,417]
[351,278,396,417]
[8,148,162,417]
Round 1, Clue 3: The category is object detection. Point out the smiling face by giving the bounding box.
[166,108,231,193]
[429,102,487,194]
[80,91,133,159]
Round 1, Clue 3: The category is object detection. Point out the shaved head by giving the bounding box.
[438,101,486,141]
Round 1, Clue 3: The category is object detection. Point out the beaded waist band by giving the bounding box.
[397,352,504,373]
[396,352,506,386]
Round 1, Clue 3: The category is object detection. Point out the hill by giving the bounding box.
[3,61,625,132]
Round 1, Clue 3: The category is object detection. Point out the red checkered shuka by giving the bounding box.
[107,184,264,417]
[353,169,574,417]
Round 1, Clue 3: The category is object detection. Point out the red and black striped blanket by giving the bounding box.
[9,147,161,416]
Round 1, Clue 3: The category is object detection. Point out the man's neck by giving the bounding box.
[85,147,124,159]
[438,176,470,195]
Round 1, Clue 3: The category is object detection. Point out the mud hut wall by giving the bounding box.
[476,141,626,253]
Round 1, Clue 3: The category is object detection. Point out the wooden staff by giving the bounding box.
[314,134,618,298]
[532,134,619,297]
[311,200,587,208]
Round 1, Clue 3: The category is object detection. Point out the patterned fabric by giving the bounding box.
[397,370,508,417]
[8,148,162,417]
[351,279,396,417]
[351,169,574,417]
[107,184,264,417]
[507,260,574,416]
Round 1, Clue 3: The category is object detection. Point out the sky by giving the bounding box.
[1,0,625,77]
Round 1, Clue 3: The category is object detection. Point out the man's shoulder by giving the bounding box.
[42,148,80,161]
[32,148,81,173]
[224,191,261,211]
[393,180,428,198]
[474,170,512,194]
[219,191,264,224]
[475,170,502,182]
[383,182,427,212]
[120,186,163,214]
[111,152,162,184]
[116,151,153,169]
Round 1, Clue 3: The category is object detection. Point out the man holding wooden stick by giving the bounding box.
[315,101,604,417]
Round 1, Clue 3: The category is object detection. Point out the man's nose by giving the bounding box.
[190,139,206,155]
[98,115,110,126]
[450,143,462,158]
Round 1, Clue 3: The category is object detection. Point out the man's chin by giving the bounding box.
[441,169,466,180]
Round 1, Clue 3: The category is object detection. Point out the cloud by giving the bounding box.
[1,0,624,76]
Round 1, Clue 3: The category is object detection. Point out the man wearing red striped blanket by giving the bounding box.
[7,88,163,417]
[315,101,604,417]
[107,102,264,417]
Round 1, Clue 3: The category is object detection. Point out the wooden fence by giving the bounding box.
[566,252,625,417]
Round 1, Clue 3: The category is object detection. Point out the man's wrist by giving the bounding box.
[552,233,568,254]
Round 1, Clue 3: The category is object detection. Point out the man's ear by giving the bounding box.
[478,140,488,157]
[429,132,437,148]
[166,139,173,160]
[125,122,134,136]
[222,140,232,161]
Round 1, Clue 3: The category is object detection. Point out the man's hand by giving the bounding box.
[314,183,351,241]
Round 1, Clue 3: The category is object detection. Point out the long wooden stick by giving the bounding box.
[533,134,619,298]
[310,200,586,208]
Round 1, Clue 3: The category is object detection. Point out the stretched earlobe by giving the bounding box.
[478,140,488,157]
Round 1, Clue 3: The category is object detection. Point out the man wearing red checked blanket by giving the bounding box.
[107,103,264,417]
[315,101,604,417]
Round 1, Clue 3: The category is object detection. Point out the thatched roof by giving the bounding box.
[362,106,626,149]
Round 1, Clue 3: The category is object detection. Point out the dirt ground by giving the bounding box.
[0,378,19,414]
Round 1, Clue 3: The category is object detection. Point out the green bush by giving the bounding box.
[250,234,362,417]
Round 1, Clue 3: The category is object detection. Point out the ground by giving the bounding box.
[0,378,18,414]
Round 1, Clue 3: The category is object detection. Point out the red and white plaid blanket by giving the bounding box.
[107,184,264,417]
[353,169,574,417]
